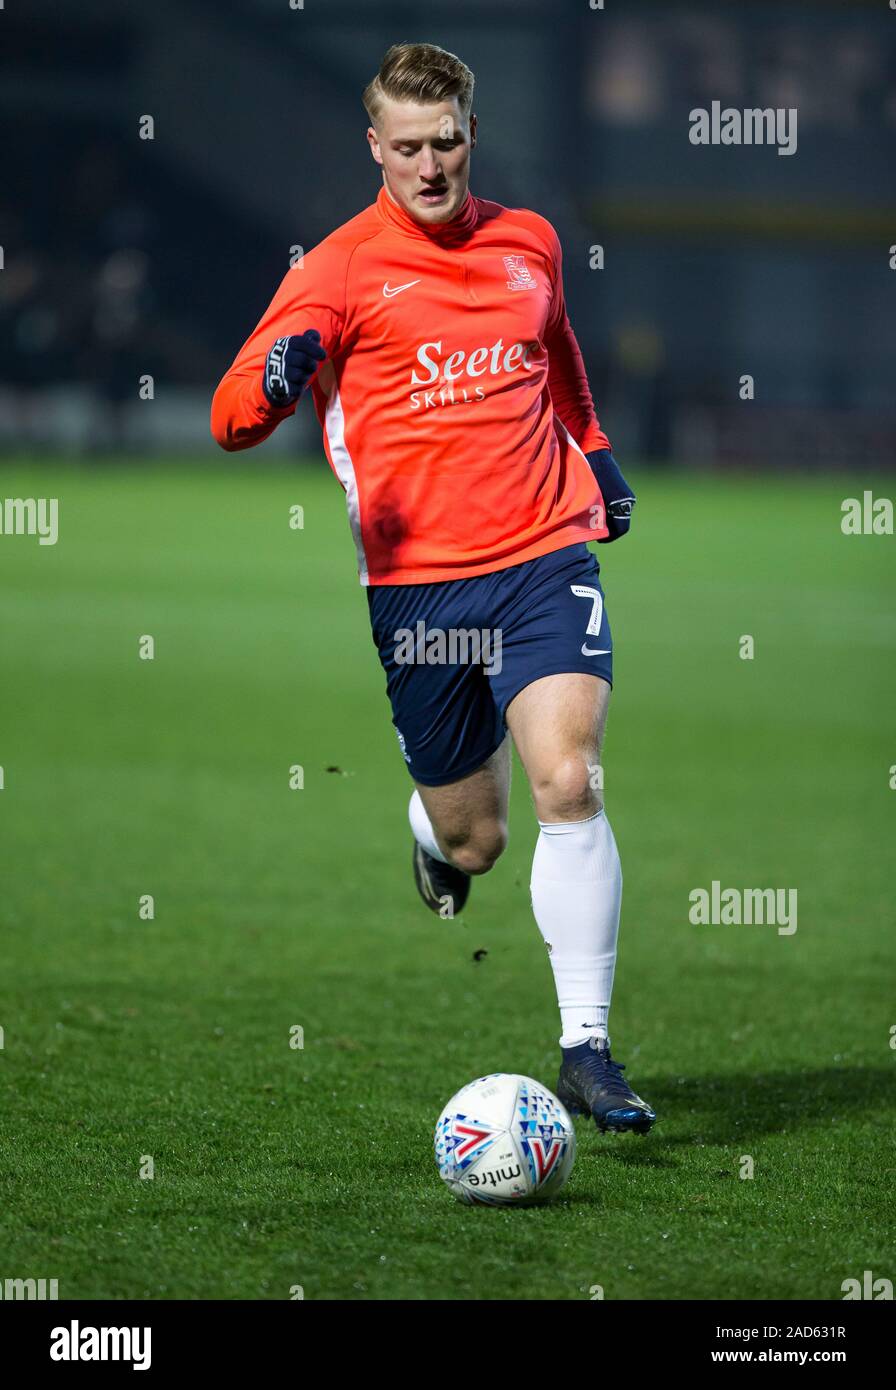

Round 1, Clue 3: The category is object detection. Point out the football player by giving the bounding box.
[213,42,654,1135]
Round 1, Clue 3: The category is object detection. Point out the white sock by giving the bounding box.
[530,810,622,1048]
[408,789,449,865]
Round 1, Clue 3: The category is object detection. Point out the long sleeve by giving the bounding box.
[543,232,610,454]
[211,244,346,452]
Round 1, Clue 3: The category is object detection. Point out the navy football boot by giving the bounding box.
[557,1036,656,1134]
[412,841,471,917]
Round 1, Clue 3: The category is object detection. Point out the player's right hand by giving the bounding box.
[262,329,327,406]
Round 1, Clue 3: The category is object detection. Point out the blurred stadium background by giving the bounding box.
[4,0,894,468]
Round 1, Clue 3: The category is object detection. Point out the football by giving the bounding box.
[434,1073,576,1206]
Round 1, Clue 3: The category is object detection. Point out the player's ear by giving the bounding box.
[367,126,383,166]
[469,113,477,149]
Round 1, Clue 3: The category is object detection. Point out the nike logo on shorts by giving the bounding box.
[582,644,612,656]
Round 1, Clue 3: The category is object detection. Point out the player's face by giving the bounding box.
[367,97,477,225]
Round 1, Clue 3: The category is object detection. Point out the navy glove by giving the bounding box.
[263,329,327,406]
[586,449,636,542]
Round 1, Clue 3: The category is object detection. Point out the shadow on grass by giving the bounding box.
[610,1064,893,1151]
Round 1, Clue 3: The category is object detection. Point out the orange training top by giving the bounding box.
[211,187,611,585]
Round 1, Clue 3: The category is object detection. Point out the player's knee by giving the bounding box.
[533,754,602,822]
[443,821,508,876]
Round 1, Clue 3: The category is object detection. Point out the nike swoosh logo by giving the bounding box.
[383,280,421,298]
[582,644,611,656]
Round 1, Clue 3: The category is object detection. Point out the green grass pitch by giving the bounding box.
[0,458,893,1300]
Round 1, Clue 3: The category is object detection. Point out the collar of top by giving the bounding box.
[376,185,479,245]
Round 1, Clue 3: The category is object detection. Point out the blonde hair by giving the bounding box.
[363,42,475,127]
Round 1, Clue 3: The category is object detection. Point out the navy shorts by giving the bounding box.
[366,542,613,787]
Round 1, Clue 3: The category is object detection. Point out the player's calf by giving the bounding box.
[411,822,505,918]
[409,788,506,918]
[412,843,471,918]
[438,821,507,876]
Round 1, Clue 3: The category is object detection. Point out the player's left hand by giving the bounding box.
[586,449,636,542]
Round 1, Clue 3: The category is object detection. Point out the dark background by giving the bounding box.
[3,0,894,465]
